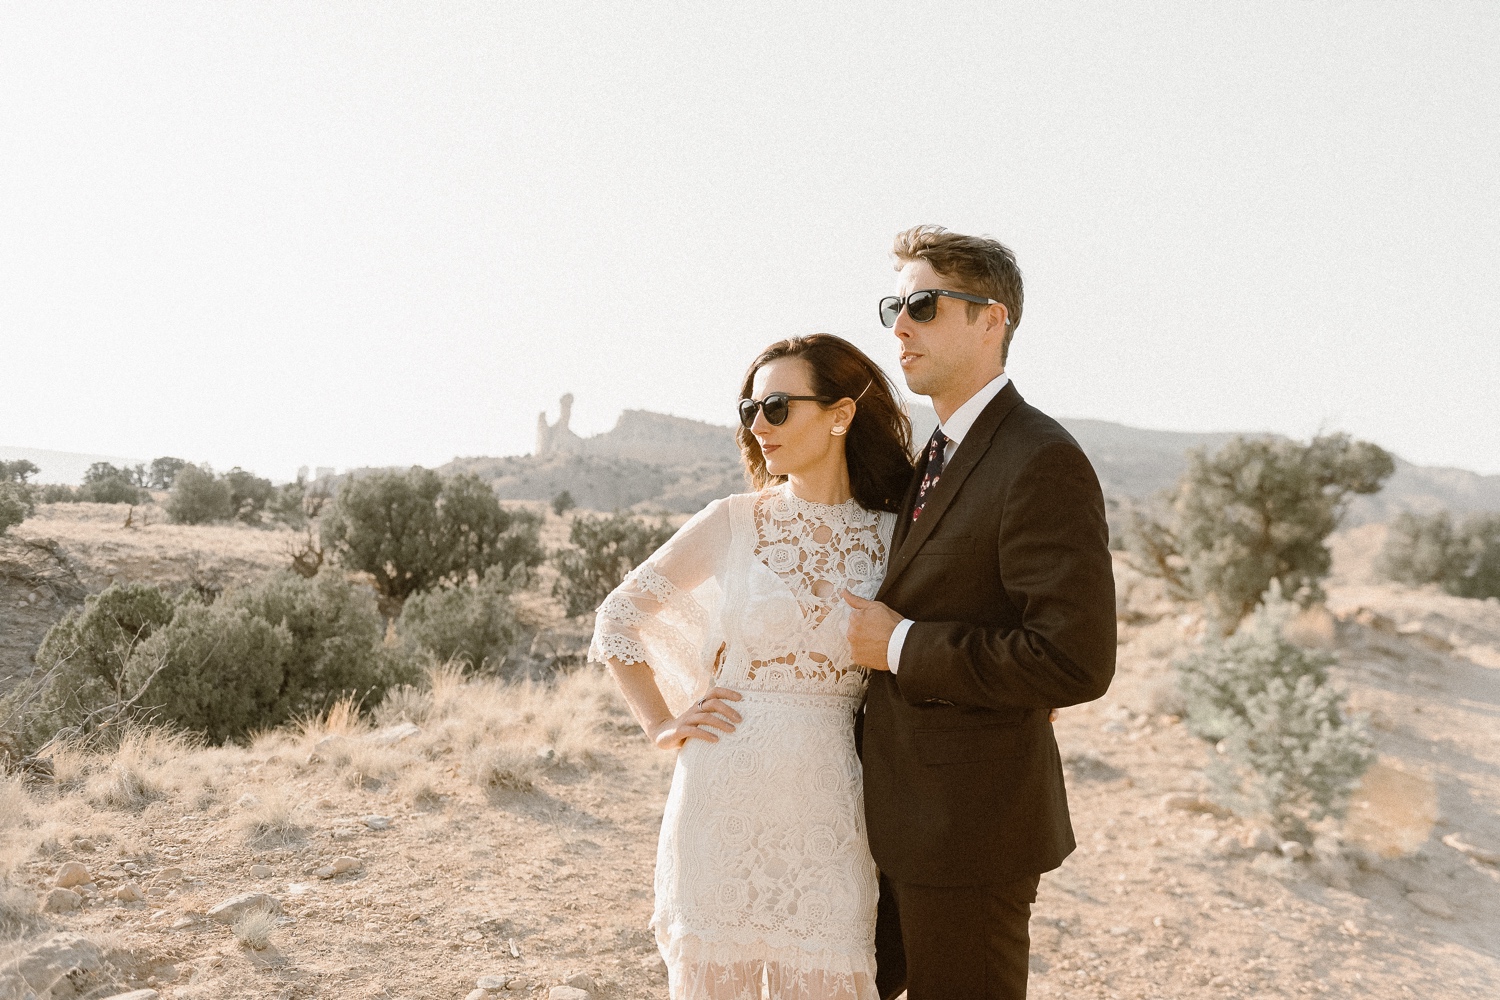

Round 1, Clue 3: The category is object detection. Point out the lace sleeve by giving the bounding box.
[587,496,733,714]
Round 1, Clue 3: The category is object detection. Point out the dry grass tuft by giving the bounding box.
[231,904,278,950]
[0,878,40,938]
[84,728,191,811]
[237,787,307,849]
[297,694,369,745]
[395,770,444,811]
[466,743,542,793]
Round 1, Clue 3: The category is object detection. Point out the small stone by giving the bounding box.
[462,930,484,942]
[1278,841,1308,860]
[73,839,97,853]
[1241,827,1279,853]
[206,892,282,924]
[249,864,273,878]
[155,866,184,882]
[477,975,508,989]
[315,797,336,810]
[1108,926,1130,936]
[43,887,83,912]
[99,991,159,1000]
[115,881,146,902]
[313,866,337,879]
[171,917,195,929]
[466,992,491,1000]
[54,861,92,888]
[1159,793,1226,816]
[548,989,590,1000]
[235,793,259,808]
[1442,832,1500,865]
[1407,892,1454,919]
[332,856,362,873]
[123,862,139,872]
[363,815,392,831]
[367,722,422,745]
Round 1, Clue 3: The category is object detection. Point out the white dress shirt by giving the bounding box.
[885,372,1011,674]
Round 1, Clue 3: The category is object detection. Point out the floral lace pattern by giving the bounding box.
[589,486,896,999]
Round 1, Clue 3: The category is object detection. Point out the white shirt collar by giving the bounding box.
[938,372,1010,451]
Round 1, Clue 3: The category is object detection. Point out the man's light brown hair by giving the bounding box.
[892,224,1024,365]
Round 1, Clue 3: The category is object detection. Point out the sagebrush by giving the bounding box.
[1175,589,1373,841]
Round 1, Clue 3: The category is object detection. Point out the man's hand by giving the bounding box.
[841,589,904,672]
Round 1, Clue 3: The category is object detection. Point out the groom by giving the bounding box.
[844,225,1117,999]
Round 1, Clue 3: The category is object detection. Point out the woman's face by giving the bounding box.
[747,357,844,479]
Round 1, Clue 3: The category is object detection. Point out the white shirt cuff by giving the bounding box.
[887,618,915,674]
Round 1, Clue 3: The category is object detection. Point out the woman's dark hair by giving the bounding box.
[737,334,914,514]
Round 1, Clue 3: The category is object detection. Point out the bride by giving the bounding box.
[590,334,915,1000]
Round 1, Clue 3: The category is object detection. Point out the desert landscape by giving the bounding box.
[2,493,1498,999]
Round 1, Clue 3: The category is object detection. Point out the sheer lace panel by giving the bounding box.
[746,489,889,685]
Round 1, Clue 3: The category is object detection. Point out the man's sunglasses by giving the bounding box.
[738,392,835,429]
[879,289,1001,328]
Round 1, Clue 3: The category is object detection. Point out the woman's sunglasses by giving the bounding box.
[879,288,1001,328]
[738,392,834,429]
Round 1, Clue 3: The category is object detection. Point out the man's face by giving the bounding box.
[891,259,990,398]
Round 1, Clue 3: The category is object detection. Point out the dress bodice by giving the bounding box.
[589,484,897,708]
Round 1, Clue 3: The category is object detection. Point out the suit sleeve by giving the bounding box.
[893,441,1116,710]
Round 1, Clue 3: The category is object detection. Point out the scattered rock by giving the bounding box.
[313,865,337,879]
[1442,832,1500,865]
[367,721,422,745]
[462,930,484,942]
[155,866,184,882]
[477,975,509,989]
[1353,609,1399,635]
[363,815,393,831]
[466,991,491,1000]
[54,861,92,888]
[100,991,160,1000]
[333,856,362,873]
[7,932,104,992]
[42,887,83,912]
[548,989,590,1000]
[1160,793,1227,816]
[73,839,97,853]
[207,892,282,924]
[1240,827,1279,853]
[1396,620,1452,653]
[114,881,146,902]
[565,973,599,992]
[250,864,273,878]
[1278,841,1307,860]
[1406,891,1454,919]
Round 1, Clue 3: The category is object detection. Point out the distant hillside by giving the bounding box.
[451,405,1500,522]
[0,445,144,485]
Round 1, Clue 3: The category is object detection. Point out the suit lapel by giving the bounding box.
[878,383,1024,599]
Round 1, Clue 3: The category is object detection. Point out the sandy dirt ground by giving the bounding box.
[2,520,1498,999]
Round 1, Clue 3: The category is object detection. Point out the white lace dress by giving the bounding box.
[590,484,896,1000]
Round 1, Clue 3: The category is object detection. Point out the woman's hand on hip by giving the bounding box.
[648,687,744,751]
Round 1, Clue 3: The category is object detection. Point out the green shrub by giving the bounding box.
[0,482,31,534]
[398,569,520,672]
[38,484,79,503]
[147,456,187,490]
[0,460,40,484]
[167,463,234,524]
[10,584,177,748]
[321,468,543,606]
[1379,511,1500,600]
[11,575,417,749]
[124,602,290,744]
[551,511,675,617]
[228,571,415,717]
[223,467,276,524]
[1128,433,1394,627]
[1175,589,1373,841]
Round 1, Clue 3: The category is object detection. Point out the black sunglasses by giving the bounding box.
[879,289,1001,328]
[738,392,835,429]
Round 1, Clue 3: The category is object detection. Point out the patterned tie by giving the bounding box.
[911,427,948,521]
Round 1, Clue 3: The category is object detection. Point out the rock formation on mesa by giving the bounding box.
[536,394,584,457]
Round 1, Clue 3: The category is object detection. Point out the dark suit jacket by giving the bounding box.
[863,381,1116,886]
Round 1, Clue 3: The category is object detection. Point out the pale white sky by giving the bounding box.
[4,3,1497,481]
